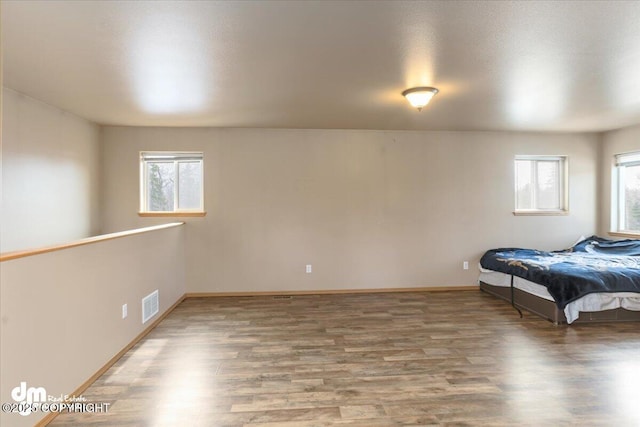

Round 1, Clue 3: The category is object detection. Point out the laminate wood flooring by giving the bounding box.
[49,291,640,426]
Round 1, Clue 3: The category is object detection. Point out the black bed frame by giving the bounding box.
[479,281,640,325]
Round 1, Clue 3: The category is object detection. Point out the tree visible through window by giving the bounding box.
[140,152,203,213]
[615,152,640,232]
[514,156,567,213]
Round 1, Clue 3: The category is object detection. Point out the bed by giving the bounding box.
[478,236,640,324]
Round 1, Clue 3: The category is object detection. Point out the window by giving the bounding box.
[514,155,567,214]
[613,151,640,233]
[140,152,204,216]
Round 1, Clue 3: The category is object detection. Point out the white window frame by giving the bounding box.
[139,151,205,216]
[514,155,568,215]
[612,151,640,234]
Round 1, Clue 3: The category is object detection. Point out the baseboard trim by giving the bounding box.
[36,294,187,427]
[186,285,478,298]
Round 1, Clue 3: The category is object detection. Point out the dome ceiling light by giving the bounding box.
[402,87,439,111]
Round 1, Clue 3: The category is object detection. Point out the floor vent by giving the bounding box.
[272,295,292,300]
[142,290,159,324]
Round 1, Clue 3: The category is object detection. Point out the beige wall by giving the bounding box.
[101,127,599,293]
[0,224,185,427]
[1,88,100,252]
[1,10,4,252]
[599,124,640,235]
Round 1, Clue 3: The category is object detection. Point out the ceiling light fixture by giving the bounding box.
[402,87,439,111]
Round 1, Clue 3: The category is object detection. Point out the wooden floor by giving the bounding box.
[50,290,640,426]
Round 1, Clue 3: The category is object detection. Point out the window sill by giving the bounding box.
[138,212,207,218]
[609,231,640,239]
[512,210,569,216]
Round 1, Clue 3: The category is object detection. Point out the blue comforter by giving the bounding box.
[480,236,640,309]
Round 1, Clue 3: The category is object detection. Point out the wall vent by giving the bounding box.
[142,290,159,324]
[272,295,292,300]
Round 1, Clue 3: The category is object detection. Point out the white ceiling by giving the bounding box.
[3,0,640,132]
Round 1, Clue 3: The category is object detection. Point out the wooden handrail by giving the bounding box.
[0,222,185,262]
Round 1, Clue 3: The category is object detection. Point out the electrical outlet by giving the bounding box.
[463,261,469,270]
[306,264,312,273]
[122,304,128,319]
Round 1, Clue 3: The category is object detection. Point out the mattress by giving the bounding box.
[480,240,640,309]
[479,267,640,323]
